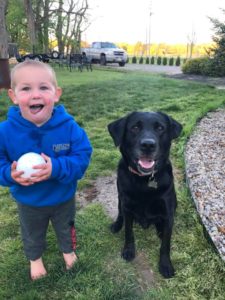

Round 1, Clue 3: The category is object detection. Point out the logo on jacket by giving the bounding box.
[53,143,70,152]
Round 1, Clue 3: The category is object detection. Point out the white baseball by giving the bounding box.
[16,152,46,178]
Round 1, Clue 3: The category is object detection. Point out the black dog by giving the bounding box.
[108,111,182,278]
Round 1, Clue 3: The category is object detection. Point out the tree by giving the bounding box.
[6,0,90,54]
[24,0,37,53]
[42,0,51,52]
[54,0,89,54]
[187,28,196,59]
[0,0,10,90]
[209,9,225,76]
[0,0,8,58]
[6,0,28,49]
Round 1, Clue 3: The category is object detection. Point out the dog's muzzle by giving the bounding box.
[137,158,155,175]
[137,138,157,175]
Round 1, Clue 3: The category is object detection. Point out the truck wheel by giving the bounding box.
[100,55,106,66]
[24,56,30,61]
[51,51,59,59]
[119,62,125,67]
[33,55,42,61]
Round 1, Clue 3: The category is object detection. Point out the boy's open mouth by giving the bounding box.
[30,104,44,114]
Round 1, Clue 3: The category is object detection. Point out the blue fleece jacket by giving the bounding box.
[0,105,92,207]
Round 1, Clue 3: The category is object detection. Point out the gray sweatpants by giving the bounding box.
[17,198,76,261]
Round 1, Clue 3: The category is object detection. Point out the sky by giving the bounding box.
[84,0,224,45]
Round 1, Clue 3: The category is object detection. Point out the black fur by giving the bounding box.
[108,111,182,278]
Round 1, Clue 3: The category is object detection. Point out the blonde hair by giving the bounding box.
[10,60,58,90]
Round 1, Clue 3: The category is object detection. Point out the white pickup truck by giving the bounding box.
[81,42,128,67]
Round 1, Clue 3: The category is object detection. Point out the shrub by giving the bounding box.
[169,57,174,66]
[150,56,155,65]
[139,57,143,64]
[175,56,181,66]
[157,56,162,65]
[132,56,137,64]
[162,57,167,66]
[209,56,225,76]
[145,57,150,64]
[182,57,213,75]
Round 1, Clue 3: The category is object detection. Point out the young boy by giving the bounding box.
[0,60,92,280]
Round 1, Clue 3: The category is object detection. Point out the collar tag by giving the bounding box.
[148,178,158,189]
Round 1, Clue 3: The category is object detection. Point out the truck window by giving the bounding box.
[93,42,100,49]
[102,42,116,48]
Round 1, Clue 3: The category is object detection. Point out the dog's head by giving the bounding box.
[108,111,182,175]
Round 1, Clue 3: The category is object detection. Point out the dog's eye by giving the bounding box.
[131,125,140,133]
[155,124,165,132]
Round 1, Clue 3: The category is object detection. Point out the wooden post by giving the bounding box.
[0,58,10,89]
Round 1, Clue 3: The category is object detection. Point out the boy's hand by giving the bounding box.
[11,161,34,186]
[11,153,52,185]
[30,153,52,183]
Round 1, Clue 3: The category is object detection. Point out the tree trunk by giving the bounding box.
[35,0,43,52]
[24,0,37,53]
[43,0,50,53]
[0,0,10,89]
[0,0,8,58]
[56,0,64,53]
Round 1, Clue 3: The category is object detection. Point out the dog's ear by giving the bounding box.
[107,116,128,147]
[157,112,182,139]
[170,117,182,139]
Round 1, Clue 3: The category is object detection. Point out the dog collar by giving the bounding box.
[128,166,158,189]
[128,166,146,176]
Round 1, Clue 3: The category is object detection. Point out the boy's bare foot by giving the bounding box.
[63,252,78,270]
[30,258,47,281]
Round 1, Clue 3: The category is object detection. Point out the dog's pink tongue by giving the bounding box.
[138,159,155,169]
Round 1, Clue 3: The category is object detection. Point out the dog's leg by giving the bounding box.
[122,213,135,261]
[155,221,164,239]
[110,215,123,233]
[158,220,175,278]
[110,196,123,233]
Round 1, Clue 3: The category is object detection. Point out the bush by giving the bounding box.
[169,57,174,66]
[182,57,214,75]
[175,56,181,66]
[162,57,167,66]
[150,56,155,65]
[145,57,150,64]
[157,56,162,65]
[209,56,225,76]
[139,57,144,64]
[132,56,137,64]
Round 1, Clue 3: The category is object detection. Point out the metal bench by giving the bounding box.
[69,54,83,72]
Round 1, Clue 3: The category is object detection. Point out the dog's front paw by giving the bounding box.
[121,244,135,261]
[159,258,175,278]
[110,221,123,233]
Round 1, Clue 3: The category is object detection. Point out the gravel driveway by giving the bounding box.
[114,63,182,75]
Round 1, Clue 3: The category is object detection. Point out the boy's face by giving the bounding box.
[8,65,62,126]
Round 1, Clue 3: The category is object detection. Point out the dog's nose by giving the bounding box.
[140,138,156,151]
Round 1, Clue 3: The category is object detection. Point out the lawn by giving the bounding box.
[0,66,225,299]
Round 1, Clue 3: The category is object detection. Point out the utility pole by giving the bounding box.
[148,1,153,58]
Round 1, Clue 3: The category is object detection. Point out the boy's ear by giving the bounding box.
[8,89,18,104]
[54,87,62,103]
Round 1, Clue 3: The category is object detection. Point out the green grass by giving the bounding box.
[0,66,225,299]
